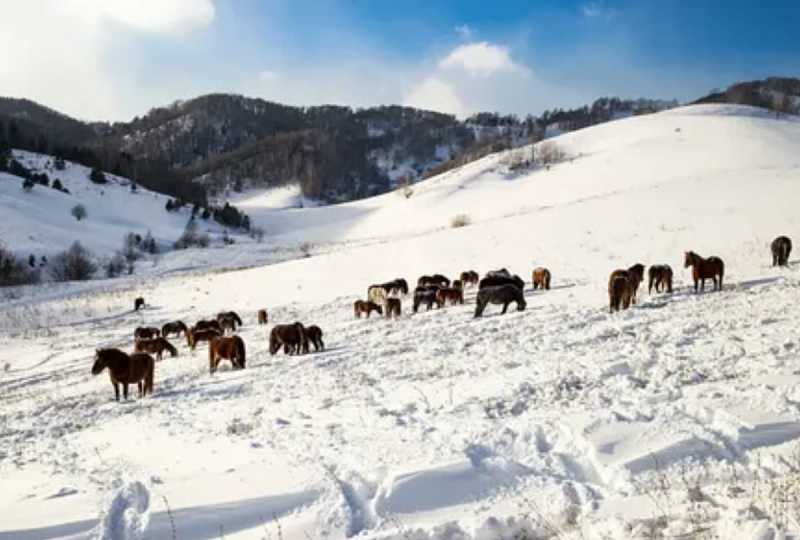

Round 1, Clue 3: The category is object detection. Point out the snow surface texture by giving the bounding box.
[3,105,800,539]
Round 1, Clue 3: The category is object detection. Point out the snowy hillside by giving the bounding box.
[3,104,800,540]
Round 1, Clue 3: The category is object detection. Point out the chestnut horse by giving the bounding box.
[91,348,154,401]
[354,300,383,318]
[684,251,724,292]
[608,264,645,304]
[459,270,479,287]
[186,327,222,350]
[532,267,551,291]
[436,287,464,307]
[257,309,268,325]
[161,320,188,339]
[270,323,308,355]
[209,335,246,374]
[134,337,178,361]
[608,275,634,313]
[134,326,160,340]
[648,265,673,294]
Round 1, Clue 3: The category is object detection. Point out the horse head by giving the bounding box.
[91,350,106,375]
[684,251,695,268]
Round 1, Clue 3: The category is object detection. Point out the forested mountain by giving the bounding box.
[3,78,793,205]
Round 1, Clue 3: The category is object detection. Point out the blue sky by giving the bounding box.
[1,0,798,120]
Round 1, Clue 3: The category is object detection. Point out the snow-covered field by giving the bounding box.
[3,104,800,540]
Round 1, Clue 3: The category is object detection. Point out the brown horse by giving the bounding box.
[91,348,155,401]
[134,326,161,340]
[386,298,402,319]
[684,251,724,293]
[648,265,673,294]
[161,320,188,339]
[452,279,463,290]
[459,270,480,287]
[354,300,383,318]
[270,323,308,355]
[304,325,325,352]
[532,267,551,291]
[217,311,243,332]
[417,274,450,287]
[257,309,268,325]
[134,337,178,361]
[608,264,645,304]
[436,287,464,307]
[186,327,222,350]
[195,319,222,333]
[608,275,634,313]
[474,285,526,318]
[209,335,246,374]
[772,236,792,267]
[134,297,145,311]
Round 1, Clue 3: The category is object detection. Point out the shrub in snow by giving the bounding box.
[197,233,211,248]
[49,242,97,282]
[0,243,39,287]
[536,141,567,167]
[104,253,126,279]
[249,226,266,243]
[71,204,87,221]
[52,178,65,192]
[451,214,472,228]
[89,167,107,184]
[21,178,34,192]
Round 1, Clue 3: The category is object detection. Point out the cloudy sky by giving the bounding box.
[2,0,799,121]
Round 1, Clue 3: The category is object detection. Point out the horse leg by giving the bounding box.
[138,382,143,397]
[123,383,129,400]
[113,382,120,402]
[501,302,509,314]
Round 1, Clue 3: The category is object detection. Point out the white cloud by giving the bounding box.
[403,77,466,117]
[581,2,614,20]
[439,42,528,78]
[0,0,215,120]
[454,24,473,41]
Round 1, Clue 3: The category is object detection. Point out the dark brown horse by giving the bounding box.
[134,337,178,361]
[209,335,246,374]
[195,319,222,333]
[354,300,383,318]
[608,264,645,304]
[270,323,308,355]
[684,251,724,292]
[532,267,551,291]
[186,327,222,350]
[772,236,792,267]
[648,265,673,294]
[134,326,161,340]
[161,320,188,339]
[413,286,438,313]
[436,287,464,307]
[257,309,268,325]
[452,279,463,290]
[459,270,479,287]
[474,285,526,318]
[134,297,145,311]
[608,275,634,313]
[417,274,450,287]
[304,325,325,352]
[217,311,243,332]
[386,298,402,319]
[479,274,525,291]
[91,348,154,401]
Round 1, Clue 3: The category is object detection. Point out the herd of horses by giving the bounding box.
[90,236,793,401]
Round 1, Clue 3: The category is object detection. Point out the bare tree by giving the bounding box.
[49,242,97,282]
[71,204,87,221]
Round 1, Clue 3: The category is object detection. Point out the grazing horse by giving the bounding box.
[161,320,188,339]
[772,236,792,267]
[186,327,222,350]
[474,285,526,318]
[485,268,511,279]
[270,323,308,355]
[257,309,268,325]
[608,275,634,312]
[608,264,645,304]
[217,311,243,331]
[684,251,724,293]
[209,335,246,374]
[385,298,402,319]
[413,286,439,313]
[459,270,479,287]
[436,287,464,307]
[91,348,154,401]
[532,268,551,291]
[134,326,160,340]
[417,274,450,287]
[134,337,178,361]
[354,300,383,318]
[452,279,463,290]
[304,325,325,352]
[648,265,673,294]
[479,274,525,291]
[195,319,222,333]
[134,297,145,311]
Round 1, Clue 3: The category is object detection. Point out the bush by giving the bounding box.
[174,218,210,249]
[536,141,567,166]
[450,214,472,228]
[249,227,266,243]
[22,178,34,192]
[54,156,66,171]
[49,242,97,282]
[71,204,87,221]
[197,233,211,248]
[104,253,126,278]
[52,179,65,192]
[89,167,107,184]
[121,232,140,274]
[0,243,39,287]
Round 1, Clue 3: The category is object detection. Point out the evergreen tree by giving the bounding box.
[89,167,107,184]
[22,178,34,191]
[53,178,64,191]
[54,156,66,171]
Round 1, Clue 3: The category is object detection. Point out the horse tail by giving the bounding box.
[233,312,243,326]
[167,340,177,357]
[145,356,155,396]
[236,336,246,368]
[269,327,278,355]
[208,338,217,373]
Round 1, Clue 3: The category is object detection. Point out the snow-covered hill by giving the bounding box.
[3,104,800,540]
